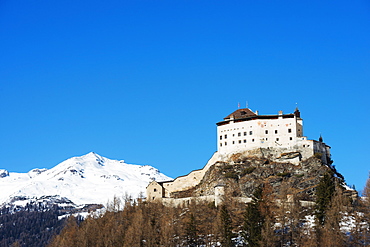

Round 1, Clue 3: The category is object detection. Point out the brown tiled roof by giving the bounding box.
[224,108,257,120]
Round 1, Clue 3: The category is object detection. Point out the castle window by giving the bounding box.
[249,131,253,135]
[275,130,278,134]
[238,132,241,137]
[154,188,157,192]
[266,138,268,141]
[244,139,246,143]
[220,143,222,147]
[265,130,268,134]
[239,140,242,144]
[244,132,247,136]
[288,128,292,133]
[276,138,279,141]
[224,134,227,139]
[220,136,222,140]
[252,139,255,142]
[232,141,235,144]
[225,142,227,146]
[233,134,235,137]
[290,137,293,140]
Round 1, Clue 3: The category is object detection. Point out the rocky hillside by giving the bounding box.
[172,152,356,202]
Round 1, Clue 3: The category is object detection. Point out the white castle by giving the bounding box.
[147,108,331,204]
[216,107,330,161]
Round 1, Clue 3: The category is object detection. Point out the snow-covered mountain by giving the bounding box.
[0,152,171,208]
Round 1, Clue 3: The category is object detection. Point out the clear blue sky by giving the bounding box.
[1,1,369,191]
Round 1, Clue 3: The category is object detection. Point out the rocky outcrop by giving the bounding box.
[171,153,355,202]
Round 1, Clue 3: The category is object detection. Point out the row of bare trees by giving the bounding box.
[48,175,370,246]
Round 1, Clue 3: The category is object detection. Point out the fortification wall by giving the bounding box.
[161,152,220,197]
[163,169,205,197]
[161,195,215,207]
[161,195,252,207]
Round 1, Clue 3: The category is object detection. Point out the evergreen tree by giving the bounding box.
[219,204,233,247]
[242,187,264,247]
[321,190,350,247]
[315,172,335,225]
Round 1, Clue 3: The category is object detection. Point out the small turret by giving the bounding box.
[294,107,301,118]
[319,134,323,142]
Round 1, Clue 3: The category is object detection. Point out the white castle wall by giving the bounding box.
[161,195,252,207]
[217,113,303,155]
[147,152,220,200]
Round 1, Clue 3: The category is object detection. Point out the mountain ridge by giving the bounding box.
[0,152,171,207]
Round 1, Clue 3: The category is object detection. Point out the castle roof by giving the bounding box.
[224,108,257,120]
[217,108,301,126]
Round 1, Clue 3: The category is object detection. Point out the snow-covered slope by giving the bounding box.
[0,152,171,206]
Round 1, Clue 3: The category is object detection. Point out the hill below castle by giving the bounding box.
[173,152,356,202]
